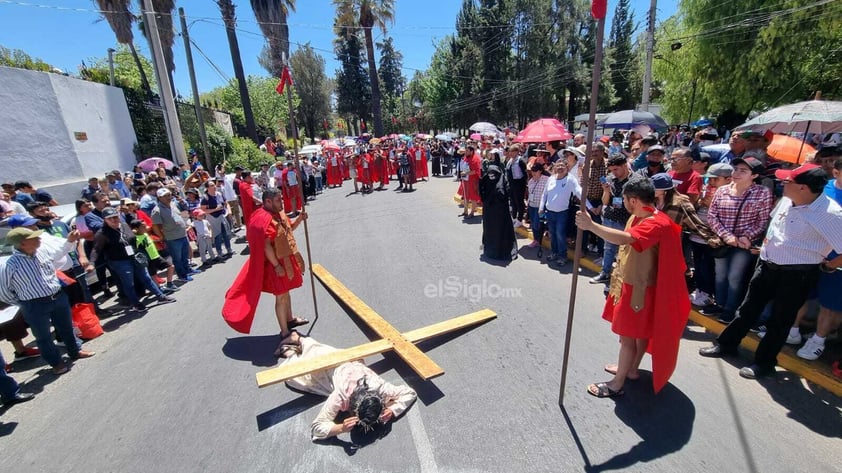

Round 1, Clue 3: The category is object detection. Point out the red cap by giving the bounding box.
[598,135,610,144]
[774,163,821,181]
[191,208,205,218]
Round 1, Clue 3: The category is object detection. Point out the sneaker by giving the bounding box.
[131,304,147,312]
[157,295,176,304]
[587,243,599,254]
[160,285,176,295]
[548,253,558,261]
[750,324,767,334]
[796,337,825,360]
[177,276,194,283]
[689,290,713,307]
[165,282,180,292]
[589,273,610,284]
[188,269,202,276]
[527,240,540,248]
[786,331,803,345]
[699,304,724,316]
[717,314,735,324]
[14,347,41,361]
[513,220,524,228]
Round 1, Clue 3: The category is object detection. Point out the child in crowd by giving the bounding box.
[192,209,217,267]
[130,220,178,293]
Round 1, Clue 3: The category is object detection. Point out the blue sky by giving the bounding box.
[0,1,676,96]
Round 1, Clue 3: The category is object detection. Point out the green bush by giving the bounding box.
[227,136,267,172]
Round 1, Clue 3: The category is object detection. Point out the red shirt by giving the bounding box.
[668,169,703,197]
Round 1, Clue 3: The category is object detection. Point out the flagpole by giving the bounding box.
[559,8,606,406]
[281,54,320,335]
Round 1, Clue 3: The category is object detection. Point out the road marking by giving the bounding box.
[407,408,439,473]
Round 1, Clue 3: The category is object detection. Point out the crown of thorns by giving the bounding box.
[353,392,383,433]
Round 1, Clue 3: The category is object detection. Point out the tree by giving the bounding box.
[377,36,404,133]
[94,0,152,98]
[608,0,635,109]
[290,44,332,142]
[86,44,157,92]
[216,0,259,142]
[0,46,53,72]
[251,0,297,77]
[334,26,371,135]
[200,75,294,140]
[333,0,395,137]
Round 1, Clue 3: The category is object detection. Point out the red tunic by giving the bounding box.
[412,147,429,178]
[326,154,343,187]
[601,209,690,393]
[238,180,256,225]
[458,154,481,203]
[222,207,303,333]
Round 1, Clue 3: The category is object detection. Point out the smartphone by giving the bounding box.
[599,176,607,184]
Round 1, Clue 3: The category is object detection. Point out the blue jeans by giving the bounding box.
[546,209,569,258]
[0,350,21,402]
[691,241,715,295]
[108,258,163,305]
[213,222,233,256]
[714,248,757,317]
[19,291,81,366]
[165,236,190,279]
[528,206,541,242]
[601,218,625,275]
[315,175,323,192]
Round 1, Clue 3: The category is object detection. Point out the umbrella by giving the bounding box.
[137,157,175,172]
[469,132,482,141]
[369,137,382,145]
[443,131,458,138]
[735,100,842,134]
[299,144,321,155]
[469,121,500,133]
[323,142,340,151]
[416,133,431,139]
[435,134,453,141]
[766,134,817,164]
[574,112,609,123]
[692,118,714,127]
[513,118,573,143]
[599,109,669,130]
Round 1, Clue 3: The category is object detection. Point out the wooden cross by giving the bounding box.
[255,264,497,388]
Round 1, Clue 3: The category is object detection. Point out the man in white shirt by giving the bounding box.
[700,163,842,379]
[539,161,582,264]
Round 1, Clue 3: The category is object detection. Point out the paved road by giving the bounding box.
[1,175,840,472]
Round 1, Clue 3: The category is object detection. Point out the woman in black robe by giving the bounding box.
[479,151,517,261]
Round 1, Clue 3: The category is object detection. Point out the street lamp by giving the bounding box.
[654,54,697,126]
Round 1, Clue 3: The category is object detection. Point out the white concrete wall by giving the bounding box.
[0,66,138,203]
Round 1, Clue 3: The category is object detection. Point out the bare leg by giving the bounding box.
[816,307,842,338]
[10,339,26,353]
[608,336,639,391]
[790,300,811,333]
[275,292,291,336]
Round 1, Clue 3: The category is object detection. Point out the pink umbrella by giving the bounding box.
[323,142,340,151]
[513,118,572,143]
[138,157,175,172]
[469,132,482,141]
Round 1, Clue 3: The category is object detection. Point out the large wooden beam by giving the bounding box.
[312,264,444,380]
[256,309,497,388]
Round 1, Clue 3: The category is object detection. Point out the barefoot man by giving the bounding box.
[222,187,310,356]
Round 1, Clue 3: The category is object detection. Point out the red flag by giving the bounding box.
[591,0,607,19]
[275,65,294,95]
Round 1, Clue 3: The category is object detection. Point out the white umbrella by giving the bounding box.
[735,100,842,134]
[469,121,500,133]
[299,144,321,155]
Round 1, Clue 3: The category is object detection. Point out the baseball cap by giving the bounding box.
[101,207,119,219]
[641,134,659,145]
[121,198,139,206]
[598,135,610,144]
[156,188,171,198]
[651,173,675,191]
[7,214,39,228]
[5,227,43,246]
[694,152,712,163]
[704,163,734,178]
[647,145,666,154]
[731,156,764,174]
[774,163,828,185]
[192,209,205,218]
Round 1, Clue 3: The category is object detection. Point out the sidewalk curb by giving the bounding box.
[510,224,842,397]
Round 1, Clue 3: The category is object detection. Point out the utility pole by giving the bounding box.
[107,48,115,86]
[142,0,188,167]
[179,7,211,170]
[640,0,657,111]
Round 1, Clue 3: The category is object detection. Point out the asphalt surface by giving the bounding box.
[1,174,840,473]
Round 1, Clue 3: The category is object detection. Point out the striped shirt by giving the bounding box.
[761,195,842,265]
[708,184,774,242]
[527,175,549,207]
[0,238,76,303]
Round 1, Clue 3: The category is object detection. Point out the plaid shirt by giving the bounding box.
[708,183,774,242]
[527,175,548,207]
[584,160,607,201]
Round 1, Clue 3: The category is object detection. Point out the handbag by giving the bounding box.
[711,188,751,258]
[71,303,104,340]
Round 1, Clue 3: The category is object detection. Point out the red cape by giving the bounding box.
[239,181,256,226]
[221,207,273,333]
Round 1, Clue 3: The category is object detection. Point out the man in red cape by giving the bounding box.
[410,141,428,181]
[222,187,309,355]
[281,162,302,214]
[575,176,689,398]
[326,151,343,188]
[238,172,259,226]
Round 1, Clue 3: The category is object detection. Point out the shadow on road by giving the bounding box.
[222,334,281,367]
[255,393,321,431]
[0,421,18,437]
[563,382,696,472]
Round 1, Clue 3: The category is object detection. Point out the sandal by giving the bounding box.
[288,317,310,329]
[276,344,301,359]
[604,364,640,380]
[587,382,624,398]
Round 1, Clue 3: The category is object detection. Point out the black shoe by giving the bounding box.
[699,345,738,358]
[739,364,774,379]
[2,392,35,406]
[157,295,176,304]
[589,273,610,284]
[131,304,147,312]
[717,314,736,324]
[699,304,724,316]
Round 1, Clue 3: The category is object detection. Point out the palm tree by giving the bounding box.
[216,0,258,142]
[250,0,296,77]
[95,0,152,98]
[334,0,394,137]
